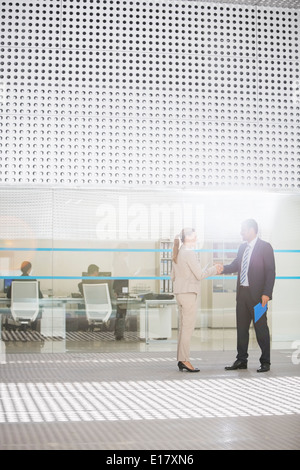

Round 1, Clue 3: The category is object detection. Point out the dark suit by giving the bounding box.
[112,279,129,340]
[223,238,276,365]
[7,275,43,299]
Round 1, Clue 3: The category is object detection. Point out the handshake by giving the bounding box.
[215,264,224,275]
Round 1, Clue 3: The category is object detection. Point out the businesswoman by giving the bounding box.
[171,228,217,372]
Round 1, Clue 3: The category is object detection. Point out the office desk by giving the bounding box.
[0,297,74,339]
[140,299,177,344]
[0,296,144,336]
[0,297,80,307]
[0,297,176,344]
[0,297,142,309]
[0,298,81,339]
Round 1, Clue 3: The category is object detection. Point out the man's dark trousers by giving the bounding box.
[236,286,271,365]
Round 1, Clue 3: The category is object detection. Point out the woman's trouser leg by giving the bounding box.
[176,293,198,362]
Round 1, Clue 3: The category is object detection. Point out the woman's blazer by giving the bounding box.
[171,245,217,295]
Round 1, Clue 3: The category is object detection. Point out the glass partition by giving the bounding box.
[0,188,299,357]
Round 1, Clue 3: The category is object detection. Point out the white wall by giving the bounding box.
[269,196,300,345]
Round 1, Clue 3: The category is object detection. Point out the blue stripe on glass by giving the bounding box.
[0,276,299,280]
[0,248,299,280]
[0,248,299,253]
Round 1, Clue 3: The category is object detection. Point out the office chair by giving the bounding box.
[10,280,40,329]
[83,283,112,331]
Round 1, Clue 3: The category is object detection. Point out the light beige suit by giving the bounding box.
[171,245,217,362]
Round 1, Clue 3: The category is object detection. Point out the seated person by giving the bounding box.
[7,261,43,299]
[78,264,100,296]
[113,279,129,341]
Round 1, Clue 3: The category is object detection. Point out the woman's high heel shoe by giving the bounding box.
[178,361,200,373]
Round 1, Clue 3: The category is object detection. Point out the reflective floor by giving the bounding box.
[0,326,294,355]
[0,342,299,450]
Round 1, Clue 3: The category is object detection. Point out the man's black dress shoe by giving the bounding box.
[257,363,270,373]
[225,360,247,371]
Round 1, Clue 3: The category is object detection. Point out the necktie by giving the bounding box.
[240,244,250,285]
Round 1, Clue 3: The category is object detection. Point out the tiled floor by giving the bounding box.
[0,348,299,450]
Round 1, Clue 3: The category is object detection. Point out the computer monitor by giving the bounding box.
[4,279,13,294]
[112,279,129,296]
[81,272,111,278]
[99,272,112,278]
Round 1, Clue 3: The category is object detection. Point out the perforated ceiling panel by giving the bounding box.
[0,0,299,191]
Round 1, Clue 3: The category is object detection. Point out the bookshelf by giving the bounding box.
[158,239,173,293]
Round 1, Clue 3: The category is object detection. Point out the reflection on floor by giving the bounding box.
[1,329,140,343]
[0,327,268,354]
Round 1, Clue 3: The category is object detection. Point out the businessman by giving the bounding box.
[220,219,276,372]
[78,264,100,296]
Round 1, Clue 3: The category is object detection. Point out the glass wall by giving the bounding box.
[0,188,299,355]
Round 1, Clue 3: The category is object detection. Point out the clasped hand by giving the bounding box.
[215,264,224,275]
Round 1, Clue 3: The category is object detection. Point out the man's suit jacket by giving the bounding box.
[171,245,217,295]
[223,238,276,305]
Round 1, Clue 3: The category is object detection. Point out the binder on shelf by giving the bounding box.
[158,239,173,294]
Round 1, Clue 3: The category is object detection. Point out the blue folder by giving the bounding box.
[254,302,268,323]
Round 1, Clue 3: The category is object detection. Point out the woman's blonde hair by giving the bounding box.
[172,228,195,263]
